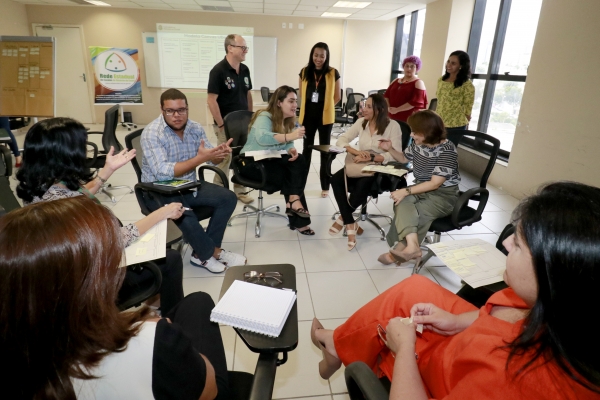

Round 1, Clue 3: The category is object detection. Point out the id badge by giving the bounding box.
[311,92,319,103]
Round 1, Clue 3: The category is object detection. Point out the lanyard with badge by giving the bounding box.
[311,71,323,103]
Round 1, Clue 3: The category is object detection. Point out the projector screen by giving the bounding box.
[156,24,254,90]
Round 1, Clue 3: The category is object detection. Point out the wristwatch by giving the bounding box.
[370,153,376,162]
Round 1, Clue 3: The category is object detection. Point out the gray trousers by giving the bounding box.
[386,184,459,248]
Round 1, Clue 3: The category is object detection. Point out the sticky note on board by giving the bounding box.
[453,251,468,259]
[140,234,154,242]
[135,248,147,256]
[460,259,476,267]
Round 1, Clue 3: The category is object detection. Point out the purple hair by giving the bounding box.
[402,55,422,71]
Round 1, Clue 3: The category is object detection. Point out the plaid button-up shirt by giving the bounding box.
[141,115,213,182]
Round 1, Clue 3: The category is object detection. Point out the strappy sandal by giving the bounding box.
[291,226,315,235]
[377,252,406,265]
[390,247,422,264]
[329,216,344,236]
[286,199,311,219]
[347,222,361,251]
[311,318,342,380]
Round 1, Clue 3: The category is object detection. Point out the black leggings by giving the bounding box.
[330,169,376,225]
[302,117,333,190]
[165,292,231,399]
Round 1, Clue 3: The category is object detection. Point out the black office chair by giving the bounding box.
[334,93,364,136]
[429,98,438,111]
[412,130,501,275]
[346,87,354,97]
[377,89,386,96]
[260,86,271,102]
[125,129,229,255]
[86,104,134,202]
[223,110,289,238]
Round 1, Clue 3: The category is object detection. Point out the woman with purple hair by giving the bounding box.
[384,56,428,123]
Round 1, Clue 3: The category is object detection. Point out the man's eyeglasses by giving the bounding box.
[230,45,249,52]
[163,108,188,116]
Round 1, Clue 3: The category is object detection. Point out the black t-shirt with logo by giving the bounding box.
[207,57,252,120]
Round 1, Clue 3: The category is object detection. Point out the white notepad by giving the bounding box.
[210,280,296,337]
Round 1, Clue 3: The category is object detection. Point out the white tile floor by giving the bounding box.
[7,123,519,399]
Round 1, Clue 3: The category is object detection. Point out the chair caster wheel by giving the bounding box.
[243,206,248,211]
[276,206,280,211]
[255,234,260,238]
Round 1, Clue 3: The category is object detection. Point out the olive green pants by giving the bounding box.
[386,184,459,248]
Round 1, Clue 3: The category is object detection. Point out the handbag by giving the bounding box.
[344,152,377,178]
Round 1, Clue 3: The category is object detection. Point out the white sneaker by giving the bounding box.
[190,254,226,273]
[218,249,247,267]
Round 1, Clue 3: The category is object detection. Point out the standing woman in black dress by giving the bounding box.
[298,42,342,198]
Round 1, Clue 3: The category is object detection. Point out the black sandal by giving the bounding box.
[286,199,311,219]
[291,226,315,235]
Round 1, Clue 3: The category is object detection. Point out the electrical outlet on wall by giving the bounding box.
[289,23,293,29]
[282,22,287,28]
[299,23,304,29]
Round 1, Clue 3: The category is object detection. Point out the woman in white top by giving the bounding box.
[0,197,230,399]
[329,94,403,250]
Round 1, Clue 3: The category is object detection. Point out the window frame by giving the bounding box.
[465,0,531,161]
[390,9,423,82]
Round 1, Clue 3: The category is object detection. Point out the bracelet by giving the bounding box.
[97,175,108,184]
[406,186,412,195]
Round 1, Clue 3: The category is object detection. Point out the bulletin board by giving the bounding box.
[0,36,55,117]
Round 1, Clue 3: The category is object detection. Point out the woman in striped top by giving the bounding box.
[377,110,460,265]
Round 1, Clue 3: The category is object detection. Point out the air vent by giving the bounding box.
[200,5,234,12]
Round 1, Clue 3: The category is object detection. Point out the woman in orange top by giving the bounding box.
[311,181,600,399]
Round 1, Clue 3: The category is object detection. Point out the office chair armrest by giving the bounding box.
[117,261,163,311]
[198,165,230,190]
[345,361,389,400]
[248,353,278,400]
[87,131,103,136]
[86,141,99,161]
[309,145,338,177]
[451,187,490,228]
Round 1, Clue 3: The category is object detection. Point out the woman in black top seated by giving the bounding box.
[0,197,229,399]
[16,117,185,314]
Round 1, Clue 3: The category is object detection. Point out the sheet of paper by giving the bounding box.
[361,164,408,178]
[426,239,506,288]
[124,219,167,266]
[244,150,288,161]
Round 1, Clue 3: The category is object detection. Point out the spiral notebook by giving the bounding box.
[210,280,296,337]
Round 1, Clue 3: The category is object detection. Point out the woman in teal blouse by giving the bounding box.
[240,85,314,234]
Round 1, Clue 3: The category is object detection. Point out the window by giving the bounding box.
[390,8,426,82]
[467,0,543,158]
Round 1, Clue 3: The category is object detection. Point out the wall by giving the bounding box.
[487,0,600,196]
[0,0,30,36]
[343,19,397,95]
[419,0,475,98]
[24,5,352,124]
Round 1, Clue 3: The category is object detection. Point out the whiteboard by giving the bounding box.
[141,32,277,89]
[253,37,277,89]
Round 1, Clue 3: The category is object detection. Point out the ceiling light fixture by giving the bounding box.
[322,11,351,18]
[332,1,371,8]
[83,0,111,6]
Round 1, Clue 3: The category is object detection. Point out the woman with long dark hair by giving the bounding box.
[312,181,600,398]
[0,197,229,399]
[16,117,185,315]
[384,55,428,123]
[329,94,402,251]
[240,85,314,235]
[436,50,475,130]
[298,42,342,198]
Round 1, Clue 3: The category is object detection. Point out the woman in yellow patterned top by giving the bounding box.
[436,50,475,131]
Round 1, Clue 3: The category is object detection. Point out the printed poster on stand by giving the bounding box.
[89,47,142,104]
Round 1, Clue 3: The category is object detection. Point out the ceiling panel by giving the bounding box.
[17,0,428,20]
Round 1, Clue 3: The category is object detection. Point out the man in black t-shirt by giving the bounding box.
[207,34,254,204]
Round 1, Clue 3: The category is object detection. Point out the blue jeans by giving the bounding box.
[145,182,237,261]
[0,117,20,157]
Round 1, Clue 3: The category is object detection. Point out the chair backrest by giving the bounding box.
[377,89,386,96]
[345,87,354,98]
[223,110,254,158]
[346,93,365,114]
[335,88,343,108]
[367,90,378,96]
[397,120,412,151]
[449,130,501,189]
[101,104,122,152]
[124,128,144,183]
[428,98,438,111]
[260,87,270,102]
[0,176,21,216]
